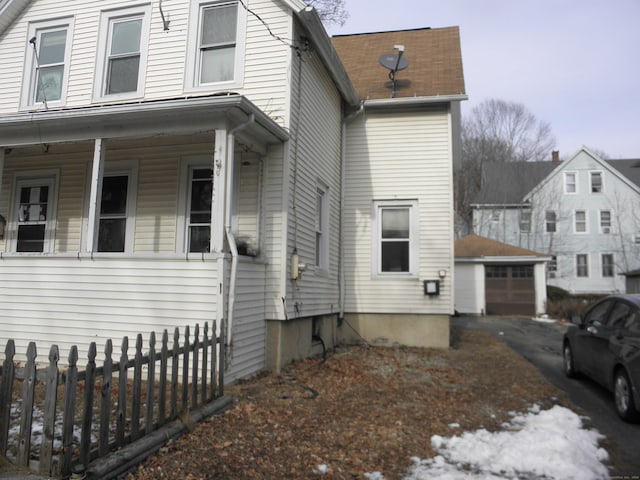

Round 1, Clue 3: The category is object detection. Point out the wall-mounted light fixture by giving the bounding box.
[438,269,447,279]
[0,214,6,240]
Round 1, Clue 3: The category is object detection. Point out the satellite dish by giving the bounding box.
[378,46,408,97]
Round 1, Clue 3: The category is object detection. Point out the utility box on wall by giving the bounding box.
[424,280,440,296]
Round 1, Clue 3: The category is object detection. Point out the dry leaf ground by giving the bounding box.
[126,328,582,480]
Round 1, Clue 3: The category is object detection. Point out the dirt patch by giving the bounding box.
[123,328,583,479]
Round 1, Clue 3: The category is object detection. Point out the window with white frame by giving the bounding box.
[490,210,500,223]
[564,172,577,194]
[576,254,589,278]
[519,209,531,232]
[574,210,587,233]
[21,18,74,109]
[185,0,246,91]
[187,166,214,253]
[10,173,58,253]
[547,255,558,278]
[315,183,329,270]
[545,210,556,233]
[373,200,418,275]
[600,210,611,234]
[590,171,603,193]
[602,253,614,277]
[94,5,150,100]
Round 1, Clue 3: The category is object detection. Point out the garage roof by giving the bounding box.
[455,235,548,259]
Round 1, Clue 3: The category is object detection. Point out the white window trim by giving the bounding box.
[519,209,531,233]
[589,170,604,194]
[601,253,615,278]
[20,17,75,110]
[82,160,138,254]
[315,180,329,274]
[177,156,214,254]
[545,210,557,234]
[564,171,578,194]
[576,253,589,278]
[371,200,419,278]
[8,170,60,254]
[599,209,612,234]
[184,0,247,93]
[574,209,588,234]
[93,4,151,102]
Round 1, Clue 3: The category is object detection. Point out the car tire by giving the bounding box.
[614,369,640,423]
[563,341,578,378]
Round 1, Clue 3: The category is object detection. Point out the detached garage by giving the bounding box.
[454,235,550,316]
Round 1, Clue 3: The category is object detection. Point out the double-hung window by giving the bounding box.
[21,19,74,109]
[545,210,556,233]
[602,253,614,277]
[10,173,59,253]
[576,254,589,278]
[600,210,612,234]
[373,200,418,276]
[185,1,246,91]
[574,210,587,233]
[187,167,214,253]
[519,209,531,232]
[564,172,577,194]
[95,5,150,100]
[590,171,603,193]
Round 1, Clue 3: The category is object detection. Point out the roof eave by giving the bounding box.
[295,7,361,106]
[0,0,32,37]
[364,94,468,109]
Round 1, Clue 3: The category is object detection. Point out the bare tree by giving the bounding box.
[455,98,556,234]
[305,0,349,26]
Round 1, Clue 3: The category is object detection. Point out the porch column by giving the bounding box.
[86,138,105,253]
[212,129,227,253]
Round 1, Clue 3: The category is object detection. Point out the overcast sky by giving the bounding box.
[326,0,640,160]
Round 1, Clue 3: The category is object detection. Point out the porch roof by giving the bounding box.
[0,94,289,148]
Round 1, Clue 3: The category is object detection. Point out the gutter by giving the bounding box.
[338,103,365,322]
[224,113,256,347]
[363,94,468,109]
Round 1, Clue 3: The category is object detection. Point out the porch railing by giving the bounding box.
[0,320,226,478]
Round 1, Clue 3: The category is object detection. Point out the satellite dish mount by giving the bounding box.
[378,45,408,97]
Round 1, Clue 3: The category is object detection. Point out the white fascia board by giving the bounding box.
[364,95,468,110]
[0,0,33,37]
[0,96,289,147]
[455,256,551,264]
[470,203,529,209]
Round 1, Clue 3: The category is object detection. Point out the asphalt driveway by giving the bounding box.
[453,315,640,476]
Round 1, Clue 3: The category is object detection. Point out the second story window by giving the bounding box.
[95,6,151,101]
[575,210,587,233]
[564,172,577,194]
[21,19,74,109]
[315,184,329,271]
[545,210,556,233]
[519,210,531,232]
[185,1,247,91]
[576,254,589,278]
[600,210,612,234]
[590,171,603,193]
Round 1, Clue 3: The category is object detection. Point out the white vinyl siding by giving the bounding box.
[0,0,292,124]
[343,110,454,314]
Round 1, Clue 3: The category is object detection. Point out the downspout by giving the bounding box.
[339,103,364,323]
[224,113,255,347]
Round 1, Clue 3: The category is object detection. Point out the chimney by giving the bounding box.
[551,150,560,163]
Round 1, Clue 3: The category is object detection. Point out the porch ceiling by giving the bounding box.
[0,95,289,149]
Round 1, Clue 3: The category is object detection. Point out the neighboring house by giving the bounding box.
[454,234,549,316]
[472,147,640,294]
[0,0,465,377]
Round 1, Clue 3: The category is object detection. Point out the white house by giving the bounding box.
[0,0,466,376]
[472,148,640,294]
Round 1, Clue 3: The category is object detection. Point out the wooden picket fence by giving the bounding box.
[0,320,226,478]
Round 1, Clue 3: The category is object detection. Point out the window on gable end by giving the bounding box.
[590,171,603,193]
[564,172,577,194]
[185,0,247,91]
[21,18,74,109]
[574,210,587,233]
[94,5,151,101]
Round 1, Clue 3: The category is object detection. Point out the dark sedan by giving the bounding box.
[563,294,640,422]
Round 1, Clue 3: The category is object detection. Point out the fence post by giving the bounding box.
[159,330,169,425]
[191,324,199,410]
[219,320,226,396]
[210,320,217,401]
[202,322,209,404]
[62,346,79,477]
[99,340,113,456]
[0,339,16,456]
[80,342,97,468]
[182,326,190,412]
[170,328,179,419]
[17,342,37,467]
[116,337,129,448]
[40,344,59,475]
[131,334,143,441]
[145,332,156,435]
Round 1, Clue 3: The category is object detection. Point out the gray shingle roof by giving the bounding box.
[471,161,556,204]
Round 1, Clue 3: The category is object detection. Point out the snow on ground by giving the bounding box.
[361,405,610,480]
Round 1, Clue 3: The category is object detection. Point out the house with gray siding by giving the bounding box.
[0,0,466,376]
[472,148,640,294]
